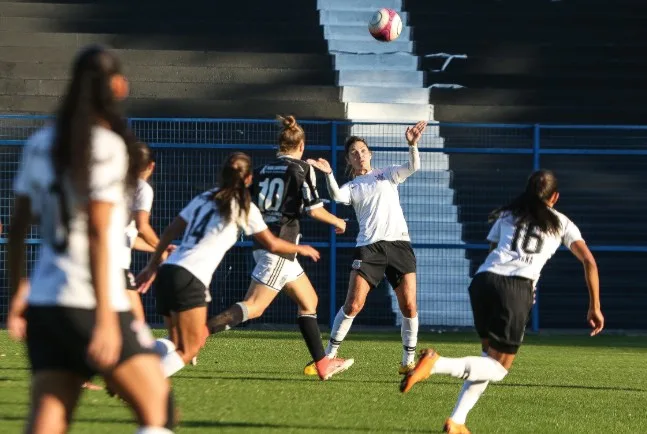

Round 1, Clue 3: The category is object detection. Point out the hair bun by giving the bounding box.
[277,115,297,130]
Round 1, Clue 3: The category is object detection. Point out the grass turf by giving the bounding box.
[0,330,645,433]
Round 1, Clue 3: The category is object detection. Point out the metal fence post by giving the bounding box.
[329,122,338,330]
[531,124,541,332]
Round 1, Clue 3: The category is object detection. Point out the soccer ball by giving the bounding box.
[368,8,402,42]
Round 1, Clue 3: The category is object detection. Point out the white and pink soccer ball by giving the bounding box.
[368,8,402,42]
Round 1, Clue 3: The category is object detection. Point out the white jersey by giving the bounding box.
[164,189,268,289]
[326,146,420,247]
[477,210,583,282]
[122,179,154,269]
[14,126,130,311]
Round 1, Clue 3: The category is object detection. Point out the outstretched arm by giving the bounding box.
[391,121,426,183]
[306,158,352,205]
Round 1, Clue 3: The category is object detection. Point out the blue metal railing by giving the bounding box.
[1,116,646,330]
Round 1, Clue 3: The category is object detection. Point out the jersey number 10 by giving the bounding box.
[258,178,285,212]
[511,224,544,254]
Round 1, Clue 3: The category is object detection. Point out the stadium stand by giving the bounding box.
[405,0,647,328]
[0,0,346,119]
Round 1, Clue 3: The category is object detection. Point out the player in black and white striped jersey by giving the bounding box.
[135,152,321,379]
[206,116,354,380]
[401,170,605,434]
[7,46,175,433]
[307,121,427,376]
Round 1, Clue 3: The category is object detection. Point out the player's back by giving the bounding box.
[15,126,130,311]
[252,156,310,240]
[478,210,582,282]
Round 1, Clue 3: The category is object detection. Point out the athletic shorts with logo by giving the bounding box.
[251,249,304,291]
[352,240,416,288]
[154,264,210,317]
[26,306,155,379]
[468,271,534,354]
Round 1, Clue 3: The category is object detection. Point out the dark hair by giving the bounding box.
[277,115,305,154]
[53,45,140,199]
[134,141,155,174]
[344,135,371,178]
[490,169,561,235]
[212,152,252,223]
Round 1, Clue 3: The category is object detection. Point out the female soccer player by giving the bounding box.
[306,121,427,375]
[7,46,174,433]
[136,152,322,379]
[400,169,604,434]
[205,116,354,381]
[123,141,164,323]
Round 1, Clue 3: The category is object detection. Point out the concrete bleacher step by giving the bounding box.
[341,86,428,104]
[345,102,432,121]
[328,39,412,54]
[415,291,472,304]
[0,62,336,85]
[0,79,341,101]
[317,0,402,10]
[0,31,328,53]
[324,24,412,41]
[371,152,449,168]
[339,70,423,87]
[320,9,408,25]
[0,47,334,69]
[0,95,347,118]
[334,53,418,71]
[412,310,473,327]
[348,123,443,138]
[407,224,463,243]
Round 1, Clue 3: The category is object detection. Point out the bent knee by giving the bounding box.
[344,302,364,317]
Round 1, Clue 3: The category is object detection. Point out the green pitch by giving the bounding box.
[0,330,645,433]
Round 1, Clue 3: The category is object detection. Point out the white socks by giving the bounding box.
[449,353,491,424]
[432,355,508,382]
[401,315,418,365]
[153,338,176,357]
[161,351,185,378]
[326,308,355,357]
[136,427,173,433]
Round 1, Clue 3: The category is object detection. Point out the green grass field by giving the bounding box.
[0,330,645,433]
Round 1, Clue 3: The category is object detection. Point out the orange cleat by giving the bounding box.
[443,418,471,434]
[399,348,439,393]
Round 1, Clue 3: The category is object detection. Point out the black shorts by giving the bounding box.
[352,240,417,288]
[124,269,136,290]
[26,306,156,379]
[469,272,534,354]
[154,264,209,317]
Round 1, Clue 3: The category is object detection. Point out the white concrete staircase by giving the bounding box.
[318,0,472,326]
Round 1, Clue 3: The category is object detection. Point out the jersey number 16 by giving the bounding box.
[511,224,544,254]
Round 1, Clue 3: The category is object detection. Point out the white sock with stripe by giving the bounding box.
[326,308,355,358]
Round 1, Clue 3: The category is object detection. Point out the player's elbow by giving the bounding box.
[306,207,320,218]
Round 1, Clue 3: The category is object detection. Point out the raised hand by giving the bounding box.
[405,121,428,145]
[306,158,333,174]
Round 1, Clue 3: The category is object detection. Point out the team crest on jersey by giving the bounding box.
[352,259,362,270]
[375,173,386,181]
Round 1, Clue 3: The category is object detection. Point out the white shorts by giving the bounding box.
[251,250,304,291]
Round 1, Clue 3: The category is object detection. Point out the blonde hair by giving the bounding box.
[277,115,305,154]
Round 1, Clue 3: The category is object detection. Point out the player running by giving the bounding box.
[206,115,354,380]
[7,45,175,433]
[400,169,604,434]
[306,121,427,375]
[136,152,322,379]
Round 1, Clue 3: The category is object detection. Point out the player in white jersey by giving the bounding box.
[135,152,321,379]
[306,121,427,375]
[6,46,175,433]
[401,170,605,434]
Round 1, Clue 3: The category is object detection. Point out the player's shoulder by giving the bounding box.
[550,208,577,230]
[91,126,126,162]
[137,179,153,193]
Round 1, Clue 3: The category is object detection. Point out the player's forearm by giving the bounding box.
[148,216,185,266]
[325,173,350,203]
[308,206,342,227]
[583,261,601,310]
[395,145,420,180]
[133,236,156,253]
[137,223,159,248]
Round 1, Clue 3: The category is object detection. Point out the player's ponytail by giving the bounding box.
[53,46,139,226]
[490,169,561,235]
[277,115,305,154]
[213,152,252,224]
